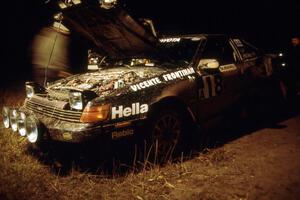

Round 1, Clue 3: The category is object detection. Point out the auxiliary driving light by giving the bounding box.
[2,106,10,128]
[9,109,19,132]
[26,116,39,143]
[17,112,27,136]
[100,0,117,9]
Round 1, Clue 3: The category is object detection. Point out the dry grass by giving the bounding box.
[0,84,240,200]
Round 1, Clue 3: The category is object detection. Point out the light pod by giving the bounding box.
[2,106,10,128]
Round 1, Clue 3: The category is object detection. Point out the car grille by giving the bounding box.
[25,96,82,123]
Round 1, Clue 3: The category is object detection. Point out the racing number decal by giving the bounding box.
[199,75,222,99]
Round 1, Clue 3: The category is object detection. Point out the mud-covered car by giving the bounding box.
[2,1,285,157]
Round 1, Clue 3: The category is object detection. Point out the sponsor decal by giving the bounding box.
[112,129,134,139]
[130,67,196,92]
[130,77,162,92]
[111,103,149,119]
[199,75,222,99]
[233,39,243,47]
[159,38,181,43]
[162,67,195,81]
[219,64,237,73]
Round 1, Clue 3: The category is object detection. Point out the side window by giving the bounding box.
[201,38,236,65]
[233,39,259,60]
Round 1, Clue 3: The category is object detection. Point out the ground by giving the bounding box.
[0,85,300,200]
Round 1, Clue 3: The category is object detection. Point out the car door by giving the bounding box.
[193,36,244,120]
[231,38,264,88]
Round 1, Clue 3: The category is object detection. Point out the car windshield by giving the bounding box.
[97,37,202,68]
[158,37,203,63]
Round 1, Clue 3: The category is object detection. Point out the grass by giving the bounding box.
[0,84,239,200]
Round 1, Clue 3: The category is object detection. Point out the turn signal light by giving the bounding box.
[80,104,111,123]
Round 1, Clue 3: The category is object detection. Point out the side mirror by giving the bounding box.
[198,59,220,69]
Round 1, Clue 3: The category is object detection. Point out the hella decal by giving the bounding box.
[130,67,196,92]
[111,103,149,119]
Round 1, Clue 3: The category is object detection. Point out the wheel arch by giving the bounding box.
[148,96,196,124]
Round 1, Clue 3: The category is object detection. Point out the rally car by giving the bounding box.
[2,0,284,158]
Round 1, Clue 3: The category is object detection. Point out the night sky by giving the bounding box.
[1,0,299,85]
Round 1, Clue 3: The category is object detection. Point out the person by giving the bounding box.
[285,35,300,95]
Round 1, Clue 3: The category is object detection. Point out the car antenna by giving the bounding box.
[43,18,62,87]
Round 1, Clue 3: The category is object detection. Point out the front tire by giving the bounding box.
[144,107,189,164]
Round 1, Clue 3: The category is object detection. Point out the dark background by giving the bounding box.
[1,0,299,86]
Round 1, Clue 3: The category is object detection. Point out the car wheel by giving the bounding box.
[146,108,185,164]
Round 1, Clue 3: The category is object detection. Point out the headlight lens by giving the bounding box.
[80,103,110,123]
[9,109,19,132]
[26,85,34,98]
[17,112,27,136]
[2,106,10,128]
[69,91,83,110]
[26,116,39,143]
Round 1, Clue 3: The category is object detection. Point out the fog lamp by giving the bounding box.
[17,112,27,136]
[2,106,10,128]
[9,109,19,132]
[26,116,39,143]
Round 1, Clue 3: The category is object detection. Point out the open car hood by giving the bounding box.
[60,2,158,57]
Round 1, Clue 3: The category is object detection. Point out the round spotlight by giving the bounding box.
[2,106,10,128]
[9,109,19,132]
[17,112,27,136]
[26,116,39,143]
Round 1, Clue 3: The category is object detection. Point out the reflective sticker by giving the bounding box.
[112,129,134,139]
[219,64,237,73]
[111,103,149,119]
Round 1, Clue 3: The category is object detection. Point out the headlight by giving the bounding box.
[69,91,83,110]
[80,103,110,123]
[17,112,26,136]
[26,85,34,98]
[26,116,39,143]
[2,106,10,128]
[9,109,19,132]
